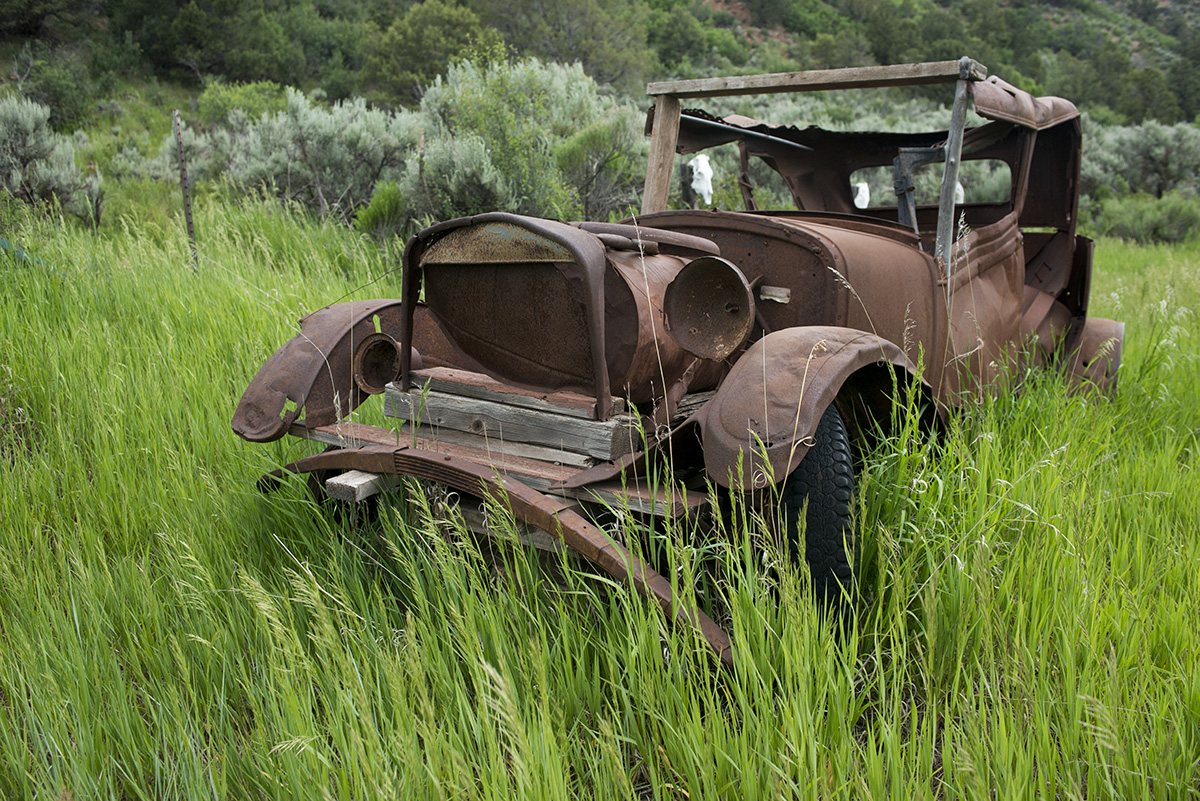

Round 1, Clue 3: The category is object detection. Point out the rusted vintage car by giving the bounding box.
[232,59,1124,666]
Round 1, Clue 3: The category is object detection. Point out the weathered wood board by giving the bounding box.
[385,386,642,462]
[403,423,594,469]
[411,367,625,420]
[646,59,986,99]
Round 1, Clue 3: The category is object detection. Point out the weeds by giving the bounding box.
[1,201,1198,798]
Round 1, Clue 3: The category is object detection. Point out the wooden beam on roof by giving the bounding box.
[646,59,987,99]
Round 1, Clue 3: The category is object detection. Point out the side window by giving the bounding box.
[849,159,1012,209]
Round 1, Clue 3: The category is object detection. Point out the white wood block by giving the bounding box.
[325,470,401,503]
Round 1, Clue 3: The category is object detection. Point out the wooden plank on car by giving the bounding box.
[647,59,987,98]
[385,387,642,462]
[672,390,715,426]
[325,469,401,503]
[410,367,624,419]
[289,420,403,448]
[405,423,594,469]
[288,421,578,487]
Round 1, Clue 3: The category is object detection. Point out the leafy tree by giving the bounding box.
[808,29,873,69]
[15,46,96,132]
[108,0,351,85]
[464,0,654,93]
[1166,57,1200,122]
[864,1,920,65]
[741,0,788,29]
[361,0,503,107]
[648,5,709,70]
[1117,68,1181,123]
[647,2,748,72]
[280,1,370,94]
[0,0,101,37]
[362,0,411,28]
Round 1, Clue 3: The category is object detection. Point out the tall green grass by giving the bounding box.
[1,202,1197,799]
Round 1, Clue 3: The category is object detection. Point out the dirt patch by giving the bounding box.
[702,0,753,26]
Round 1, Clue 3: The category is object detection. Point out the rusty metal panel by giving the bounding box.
[425,260,598,393]
[971,75,1079,131]
[939,212,1025,403]
[627,211,846,332]
[232,300,407,443]
[403,213,615,418]
[232,301,470,443]
[417,215,732,407]
[691,326,920,489]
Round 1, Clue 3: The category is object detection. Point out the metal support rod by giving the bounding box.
[934,58,973,281]
[173,110,199,274]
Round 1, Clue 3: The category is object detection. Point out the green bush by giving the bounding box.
[353,181,412,243]
[0,96,103,227]
[124,57,650,225]
[197,81,287,126]
[17,46,96,132]
[1082,118,1200,199]
[554,107,644,220]
[1088,191,1200,244]
[405,134,516,221]
[422,59,607,219]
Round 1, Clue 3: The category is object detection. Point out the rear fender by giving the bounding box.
[1066,317,1124,395]
[694,326,940,490]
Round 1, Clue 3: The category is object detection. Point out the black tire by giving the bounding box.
[777,403,856,607]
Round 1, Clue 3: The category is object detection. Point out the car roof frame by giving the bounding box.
[642,57,988,278]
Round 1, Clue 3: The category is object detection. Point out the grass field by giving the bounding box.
[1,197,1198,799]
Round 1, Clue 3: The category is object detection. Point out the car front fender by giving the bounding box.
[693,326,939,490]
[232,300,412,443]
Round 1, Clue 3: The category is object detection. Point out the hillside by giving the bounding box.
[1,0,1198,245]
[2,0,1198,124]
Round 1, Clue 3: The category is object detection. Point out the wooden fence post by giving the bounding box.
[173,110,199,274]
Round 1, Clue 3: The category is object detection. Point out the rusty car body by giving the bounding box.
[232,59,1124,666]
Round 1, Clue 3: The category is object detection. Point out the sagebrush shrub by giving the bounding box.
[130,58,647,224]
[0,96,103,226]
[1082,118,1200,199]
[227,90,421,221]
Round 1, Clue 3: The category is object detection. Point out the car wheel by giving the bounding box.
[777,403,856,608]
